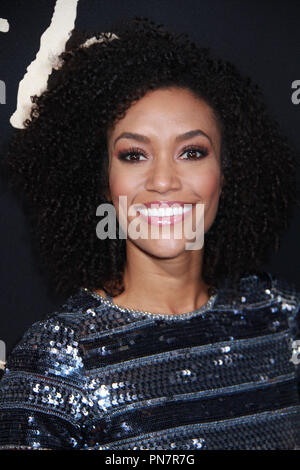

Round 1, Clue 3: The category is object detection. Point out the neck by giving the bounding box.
[112,241,210,315]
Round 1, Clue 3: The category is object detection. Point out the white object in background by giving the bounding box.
[0,80,5,104]
[0,340,5,370]
[10,0,79,129]
[0,18,9,33]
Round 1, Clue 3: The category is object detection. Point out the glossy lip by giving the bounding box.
[136,202,195,226]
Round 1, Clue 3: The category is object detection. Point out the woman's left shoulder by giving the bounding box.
[215,270,300,314]
[239,270,300,318]
[257,270,300,306]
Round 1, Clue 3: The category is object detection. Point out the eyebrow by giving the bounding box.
[113,129,213,147]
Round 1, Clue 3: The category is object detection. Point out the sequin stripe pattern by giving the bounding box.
[271,275,300,340]
[82,374,299,446]
[78,332,296,413]
[92,407,300,450]
[79,306,293,372]
[0,271,299,449]
[0,371,95,423]
[0,408,84,449]
[0,317,98,449]
[270,274,300,387]
[79,272,299,449]
[4,317,86,383]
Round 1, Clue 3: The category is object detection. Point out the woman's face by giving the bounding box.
[106,86,223,258]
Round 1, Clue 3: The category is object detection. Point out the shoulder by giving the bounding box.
[3,288,98,380]
[3,287,123,377]
[240,270,299,304]
[3,314,83,384]
[215,270,300,312]
[0,290,104,448]
[245,270,299,308]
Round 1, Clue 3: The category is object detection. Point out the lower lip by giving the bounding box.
[137,207,194,226]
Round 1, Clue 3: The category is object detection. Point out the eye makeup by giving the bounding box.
[116,144,210,163]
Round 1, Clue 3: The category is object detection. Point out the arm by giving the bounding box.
[0,315,92,450]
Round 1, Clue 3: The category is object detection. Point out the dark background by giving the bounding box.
[0,0,299,359]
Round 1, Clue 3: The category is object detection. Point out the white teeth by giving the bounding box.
[138,205,192,217]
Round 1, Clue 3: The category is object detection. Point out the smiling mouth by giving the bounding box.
[136,204,194,226]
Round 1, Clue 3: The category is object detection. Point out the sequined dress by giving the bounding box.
[0,271,299,450]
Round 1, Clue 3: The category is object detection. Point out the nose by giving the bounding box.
[145,154,181,193]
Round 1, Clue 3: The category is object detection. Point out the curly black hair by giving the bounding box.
[1,17,299,299]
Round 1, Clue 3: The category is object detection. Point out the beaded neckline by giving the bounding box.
[81,286,218,320]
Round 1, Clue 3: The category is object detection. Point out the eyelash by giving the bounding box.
[117,145,209,163]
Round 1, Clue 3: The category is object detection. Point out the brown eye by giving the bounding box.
[180,146,209,160]
[122,153,146,162]
[117,147,148,162]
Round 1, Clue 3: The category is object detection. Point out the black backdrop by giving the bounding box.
[0,0,299,360]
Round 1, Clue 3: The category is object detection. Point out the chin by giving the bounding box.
[135,238,195,258]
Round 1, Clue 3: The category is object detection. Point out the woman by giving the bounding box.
[0,17,299,450]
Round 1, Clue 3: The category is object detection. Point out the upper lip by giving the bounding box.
[138,201,195,208]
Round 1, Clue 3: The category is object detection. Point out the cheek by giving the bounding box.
[191,167,222,199]
[108,165,137,202]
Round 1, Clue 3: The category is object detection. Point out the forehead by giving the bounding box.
[107,87,221,148]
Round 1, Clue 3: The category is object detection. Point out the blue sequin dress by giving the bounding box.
[0,271,299,449]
